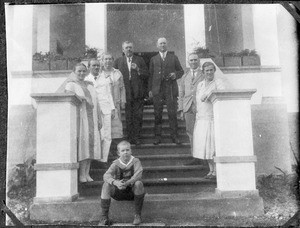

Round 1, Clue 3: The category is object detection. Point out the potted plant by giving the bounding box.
[32,52,51,71]
[49,53,68,71]
[241,49,261,66]
[223,52,242,67]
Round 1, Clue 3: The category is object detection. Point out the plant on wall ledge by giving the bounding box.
[222,49,261,67]
[32,52,83,71]
[192,46,214,58]
[240,49,261,66]
[83,46,103,59]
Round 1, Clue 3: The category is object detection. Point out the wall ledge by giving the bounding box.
[219,65,281,74]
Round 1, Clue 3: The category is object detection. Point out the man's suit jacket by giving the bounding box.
[178,68,204,113]
[148,52,184,97]
[114,55,149,101]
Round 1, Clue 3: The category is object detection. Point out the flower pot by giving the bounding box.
[224,56,242,67]
[67,59,80,70]
[50,59,68,70]
[32,60,50,71]
[242,56,261,66]
[212,56,224,67]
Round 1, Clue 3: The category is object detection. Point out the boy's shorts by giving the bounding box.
[111,186,134,201]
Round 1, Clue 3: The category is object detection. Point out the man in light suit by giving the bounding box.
[114,41,149,145]
[178,53,204,164]
[148,37,184,145]
[85,59,116,165]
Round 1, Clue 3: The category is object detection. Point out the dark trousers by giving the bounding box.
[125,99,144,141]
[153,84,178,139]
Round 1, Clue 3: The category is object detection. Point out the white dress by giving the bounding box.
[65,81,102,161]
[192,79,225,160]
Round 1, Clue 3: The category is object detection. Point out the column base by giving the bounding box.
[33,193,79,203]
[215,188,259,198]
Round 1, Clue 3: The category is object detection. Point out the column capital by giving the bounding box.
[208,89,257,103]
[31,93,82,106]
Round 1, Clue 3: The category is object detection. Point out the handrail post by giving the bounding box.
[30,93,82,203]
[208,89,259,197]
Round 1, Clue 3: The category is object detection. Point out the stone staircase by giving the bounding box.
[79,104,216,197]
[31,104,264,224]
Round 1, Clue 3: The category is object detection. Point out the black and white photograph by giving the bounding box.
[2,2,299,226]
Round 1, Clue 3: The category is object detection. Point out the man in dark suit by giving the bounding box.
[148,37,184,145]
[114,41,149,145]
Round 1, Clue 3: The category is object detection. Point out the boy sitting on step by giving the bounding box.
[99,140,145,226]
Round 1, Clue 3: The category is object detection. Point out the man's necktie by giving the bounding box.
[94,76,97,81]
[191,70,195,83]
[128,58,132,80]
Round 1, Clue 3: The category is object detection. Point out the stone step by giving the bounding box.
[110,143,191,156]
[30,192,264,223]
[123,124,187,135]
[106,154,195,167]
[78,177,216,196]
[90,165,208,180]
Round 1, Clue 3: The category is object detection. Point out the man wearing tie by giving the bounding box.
[114,41,149,145]
[178,53,204,163]
[148,37,184,145]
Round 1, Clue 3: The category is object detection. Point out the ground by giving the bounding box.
[5,171,299,227]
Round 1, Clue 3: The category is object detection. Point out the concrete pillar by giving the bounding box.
[253,4,280,66]
[31,93,81,203]
[33,5,50,53]
[5,5,33,72]
[85,3,107,52]
[208,89,258,197]
[184,4,205,65]
[241,5,255,50]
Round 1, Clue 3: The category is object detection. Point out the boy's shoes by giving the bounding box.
[98,217,113,226]
[132,214,142,225]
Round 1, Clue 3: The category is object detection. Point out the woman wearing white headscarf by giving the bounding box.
[193,62,226,179]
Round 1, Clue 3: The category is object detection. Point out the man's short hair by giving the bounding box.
[187,52,199,60]
[157,37,167,44]
[87,58,100,68]
[117,140,131,151]
[122,41,133,49]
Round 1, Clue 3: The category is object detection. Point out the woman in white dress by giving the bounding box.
[192,62,225,179]
[101,53,126,140]
[64,63,102,183]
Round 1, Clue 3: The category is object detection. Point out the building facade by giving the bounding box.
[5,3,298,189]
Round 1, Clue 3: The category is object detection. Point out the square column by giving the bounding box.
[31,93,82,203]
[208,89,258,197]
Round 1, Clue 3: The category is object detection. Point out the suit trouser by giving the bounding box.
[125,99,144,141]
[153,89,178,139]
[184,109,196,154]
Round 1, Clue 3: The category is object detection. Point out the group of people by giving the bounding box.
[59,37,226,225]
